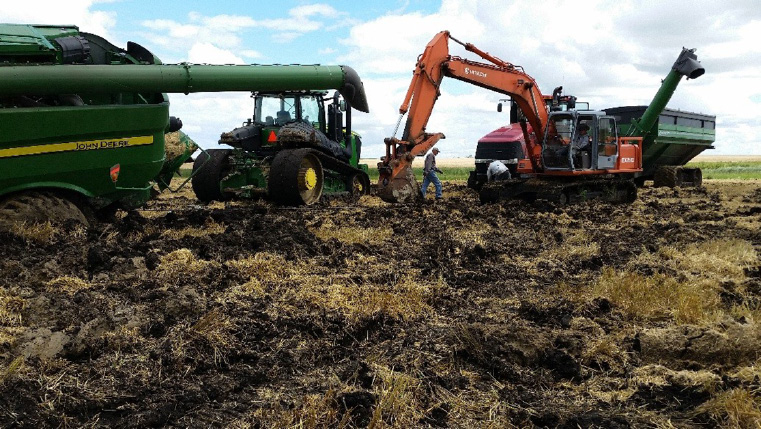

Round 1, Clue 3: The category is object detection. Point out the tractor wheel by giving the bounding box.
[622,181,638,203]
[348,173,370,198]
[479,184,500,204]
[268,149,324,205]
[467,171,484,191]
[653,166,682,188]
[192,149,233,202]
[0,191,89,231]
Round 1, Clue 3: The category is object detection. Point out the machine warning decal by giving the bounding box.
[0,136,154,159]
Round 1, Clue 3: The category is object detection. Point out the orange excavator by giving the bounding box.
[377,31,643,204]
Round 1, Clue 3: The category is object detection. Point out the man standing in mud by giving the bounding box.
[421,148,443,200]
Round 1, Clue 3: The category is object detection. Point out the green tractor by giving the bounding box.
[192,90,370,205]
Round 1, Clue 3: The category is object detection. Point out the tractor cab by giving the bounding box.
[219,90,361,164]
[541,111,619,172]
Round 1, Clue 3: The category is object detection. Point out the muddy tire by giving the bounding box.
[0,191,89,230]
[467,171,484,191]
[277,121,323,146]
[479,184,500,204]
[348,173,370,198]
[622,181,638,203]
[653,166,682,188]
[192,149,233,202]
[683,168,703,187]
[268,149,324,206]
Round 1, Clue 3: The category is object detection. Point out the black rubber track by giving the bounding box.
[268,148,323,206]
[191,149,233,202]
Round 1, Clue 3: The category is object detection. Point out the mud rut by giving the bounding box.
[1,183,760,427]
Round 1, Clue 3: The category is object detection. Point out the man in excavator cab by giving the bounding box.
[572,123,592,169]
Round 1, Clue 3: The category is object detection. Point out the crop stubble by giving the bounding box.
[1,181,761,427]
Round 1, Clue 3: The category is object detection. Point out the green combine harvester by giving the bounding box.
[0,24,369,226]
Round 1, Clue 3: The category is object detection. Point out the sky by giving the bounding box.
[4,0,761,157]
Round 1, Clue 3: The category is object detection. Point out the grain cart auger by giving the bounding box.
[605,48,710,187]
[0,23,368,228]
[377,31,642,204]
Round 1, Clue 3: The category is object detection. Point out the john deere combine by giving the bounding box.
[0,23,368,226]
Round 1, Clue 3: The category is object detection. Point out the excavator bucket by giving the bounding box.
[377,164,420,203]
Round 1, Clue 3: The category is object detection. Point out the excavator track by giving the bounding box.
[480,177,637,204]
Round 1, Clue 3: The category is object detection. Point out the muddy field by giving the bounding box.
[2,180,761,428]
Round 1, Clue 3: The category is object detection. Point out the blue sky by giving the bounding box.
[6,0,761,156]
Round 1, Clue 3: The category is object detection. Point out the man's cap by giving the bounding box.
[432,148,440,153]
[577,123,590,132]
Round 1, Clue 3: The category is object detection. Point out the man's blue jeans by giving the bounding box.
[421,170,442,199]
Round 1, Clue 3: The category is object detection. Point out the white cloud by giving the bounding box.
[2,0,117,40]
[188,43,245,64]
[141,3,346,55]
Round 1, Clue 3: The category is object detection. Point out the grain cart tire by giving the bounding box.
[692,168,703,187]
[653,166,682,188]
[192,149,233,202]
[268,149,324,205]
[0,191,89,231]
[682,168,703,187]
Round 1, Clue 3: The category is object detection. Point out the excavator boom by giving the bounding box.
[377,31,549,202]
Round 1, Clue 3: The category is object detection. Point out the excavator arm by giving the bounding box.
[377,31,549,202]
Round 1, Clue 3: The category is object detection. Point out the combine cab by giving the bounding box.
[192,90,370,206]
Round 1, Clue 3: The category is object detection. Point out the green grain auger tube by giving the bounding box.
[606,48,714,187]
[0,24,369,228]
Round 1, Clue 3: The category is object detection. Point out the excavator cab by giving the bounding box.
[541,113,575,170]
[542,112,619,172]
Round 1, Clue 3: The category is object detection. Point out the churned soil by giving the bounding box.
[1,180,761,428]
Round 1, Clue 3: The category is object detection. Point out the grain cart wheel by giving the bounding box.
[268,149,324,205]
[653,166,682,188]
[192,149,233,202]
[0,191,89,231]
[682,168,703,187]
